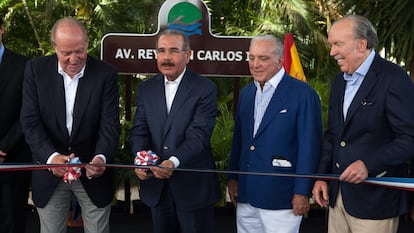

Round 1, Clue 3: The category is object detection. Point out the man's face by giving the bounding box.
[53,24,88,77]
[328,19,368,74]
[156,34,191,81]
[248,40,282,84]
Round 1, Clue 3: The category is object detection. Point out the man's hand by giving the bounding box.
[227,179,238,207]
[0,150,6,163]
[312,180,329,207]
[134,168,154,180]
[292,194,310,216]
[150,160,174,179]
[85,156,106,179]
[50,153,74,177]
[339,160,368,184]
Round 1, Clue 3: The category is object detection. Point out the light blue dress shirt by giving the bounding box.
[253,67,285,137]
[343,50,376,120]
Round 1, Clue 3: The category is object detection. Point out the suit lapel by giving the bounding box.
[332,75,346,126]
[50,65,68,138]
[0,63,9,97]
[0,49,19,97]
[245,84,256,140]
[162,71,192,138]
[70,59,93,139]
[152,75,168,123]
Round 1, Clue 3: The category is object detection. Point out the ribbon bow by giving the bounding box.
[134,150,159,166]
[63,157,82,184]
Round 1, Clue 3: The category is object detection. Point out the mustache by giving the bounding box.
[161,62,175,66]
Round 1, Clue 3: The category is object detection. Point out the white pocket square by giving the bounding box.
[279,109,288,113]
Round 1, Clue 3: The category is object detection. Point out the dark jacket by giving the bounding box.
[21,54,120,208]
[317,54,414,219]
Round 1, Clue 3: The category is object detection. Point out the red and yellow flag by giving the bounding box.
[283,33,307,82]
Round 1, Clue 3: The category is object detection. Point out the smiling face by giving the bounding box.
[328,18,369,75]
[52,20,88,78]
[156,34,191,81]
[248,39,283,85]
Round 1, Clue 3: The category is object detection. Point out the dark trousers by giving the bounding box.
[0,171,31,233]
[151,184,215,233]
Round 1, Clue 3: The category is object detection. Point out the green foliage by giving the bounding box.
[113,114,138,188]
[308,78,331,130]
[211,102,234,170]
[211,100,234,206]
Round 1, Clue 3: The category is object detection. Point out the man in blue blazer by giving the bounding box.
[20,17,120,233]
[227,35,322,233]
[0,16,31,233]
[312,15,414,233]
[129,29,220,233]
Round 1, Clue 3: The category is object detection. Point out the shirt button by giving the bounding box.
[340,141,346,147]
[336,163,340,168]
[250,146,255,151]
[163,146,169,150]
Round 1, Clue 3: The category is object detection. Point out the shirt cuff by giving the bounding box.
[94,154,107,164]
[46,152,60,164]
[168,156,180,168]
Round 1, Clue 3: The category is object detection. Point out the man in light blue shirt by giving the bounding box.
[313,14,414,233]
[227,35,322,233]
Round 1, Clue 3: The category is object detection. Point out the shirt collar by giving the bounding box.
[57,62,86,79]
[254,67,285,90]
[355,50,376,77]
[343,50,376,83]
[164,67,185,85]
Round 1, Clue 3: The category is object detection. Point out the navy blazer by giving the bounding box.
[129,68,221,211]
[228,73,322,210]
[0,48,31,182]
[317,54,414,219]
[21,55,120,208]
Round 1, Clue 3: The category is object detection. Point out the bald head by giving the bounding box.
[51,17,88,78]
[51,17,88,46]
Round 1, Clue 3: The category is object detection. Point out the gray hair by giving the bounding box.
[250,35,284,58]
[335,14,378,49]
[156,29,190,51]
[50,17,88,45]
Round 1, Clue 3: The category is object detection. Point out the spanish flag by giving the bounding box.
[283,33,307,82]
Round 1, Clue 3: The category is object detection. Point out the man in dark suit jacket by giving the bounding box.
[20,17,120,233]
[129,29,220,233]
[312,15,414,233]
[227,35,322,233]
[0,16,31,233]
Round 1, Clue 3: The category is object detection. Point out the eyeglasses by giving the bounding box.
[156,48,187,55]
